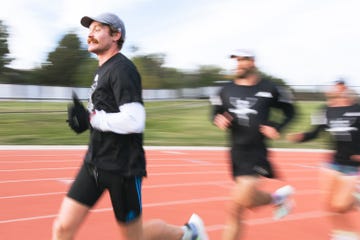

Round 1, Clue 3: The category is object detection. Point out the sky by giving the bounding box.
[1,0,360,91]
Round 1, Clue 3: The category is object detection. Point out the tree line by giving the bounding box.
[0,20,286,89]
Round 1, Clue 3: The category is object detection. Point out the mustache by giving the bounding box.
[87,37,99,44]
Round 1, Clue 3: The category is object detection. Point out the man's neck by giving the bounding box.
[234,74,259,86]
[97,48,120,66]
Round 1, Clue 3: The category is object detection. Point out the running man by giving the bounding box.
[210,49,296,240]
[287,85,360,239]
[52,12,208,240]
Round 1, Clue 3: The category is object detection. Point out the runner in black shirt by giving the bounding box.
[211,49,296,240]
[52,13,208,240]
[287,86,360,239]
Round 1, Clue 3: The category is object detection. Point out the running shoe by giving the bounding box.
[353,192,360,209]
[185,213,209,240]
[272,185,295,220]
[331,230,360,240]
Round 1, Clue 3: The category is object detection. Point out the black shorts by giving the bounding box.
[230,144,275,178]
[67,163,142,223]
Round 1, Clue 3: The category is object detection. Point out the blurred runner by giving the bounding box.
[210,49,296,240]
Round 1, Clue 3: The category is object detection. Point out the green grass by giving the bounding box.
[0,100,332,149]
[145,101,227,146]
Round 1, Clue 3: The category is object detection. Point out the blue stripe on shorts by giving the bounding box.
[326,163,359,176]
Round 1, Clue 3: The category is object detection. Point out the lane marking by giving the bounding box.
[0,145,333,152]
[0,179,320,200]
[0,180,233,199]
[0,191,67,200]
[0,171,319,184]
[0,167,78,172]
[205,211,335,232]
[0,196,229,224]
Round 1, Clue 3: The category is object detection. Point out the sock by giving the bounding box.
[272,193,282,205]
[354,192,360,206]
[181,225,192,240]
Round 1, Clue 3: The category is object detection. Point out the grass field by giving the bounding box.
[0,99,332,148]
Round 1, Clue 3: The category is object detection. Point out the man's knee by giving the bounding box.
[143,219,167,232]
[232,177,258,208]
[328,201,352,213]
[52,218,75,240]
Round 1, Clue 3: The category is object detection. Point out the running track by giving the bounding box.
[0,146,359,239]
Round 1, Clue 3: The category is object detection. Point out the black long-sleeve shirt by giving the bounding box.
[301,103,360,166]
[84,53,146,176]
[211,79,295,146]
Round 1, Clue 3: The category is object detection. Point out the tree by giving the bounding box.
[0,20,12,73]
[39,32,89,86]
[132,53,225,89]
[72,57,98,87]
[132,53,184,89]
[259,71,287,86]
[132,53,167,89]
[194,65,223,87]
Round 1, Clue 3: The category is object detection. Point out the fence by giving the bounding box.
[0,84,220,101]
[0,83,359,101]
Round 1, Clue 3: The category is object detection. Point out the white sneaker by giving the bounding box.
[272,185,295,220]
[186,213,209,240]
[353,192,360,210]
[331,230,360,240]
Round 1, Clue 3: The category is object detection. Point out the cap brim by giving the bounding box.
[81,16,94,28]
[230,54,254,59]
[335,80,345,85]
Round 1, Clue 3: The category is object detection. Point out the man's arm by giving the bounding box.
[90,102,145,134]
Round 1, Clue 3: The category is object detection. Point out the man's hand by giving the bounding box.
[213,112,233,130]
[286,133,305,143]
[67,92,89,134]
[259,125,280,140]
[350,155,360,162]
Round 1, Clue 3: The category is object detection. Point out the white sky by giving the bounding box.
[1,0,360,89]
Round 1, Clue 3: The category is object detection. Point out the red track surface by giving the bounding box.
[0,147,359,239]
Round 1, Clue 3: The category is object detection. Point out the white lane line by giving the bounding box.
[0,177,73,184]
[0,181,233,199]
[0,163,227,171]
[161,151,186,155]
[0,201,334,227]
[0,167,78,172]
[0,196,229,224]
[0,178,319,201]
[205,211,335,232]
[0,171,230,183]
[0,145,333,152]
[0,160,80,164]
[0,192,67,200]
[0,172,320,184]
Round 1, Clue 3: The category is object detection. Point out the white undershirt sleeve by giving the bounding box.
[90,102,145,134]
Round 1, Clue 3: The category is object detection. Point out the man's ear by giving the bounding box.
[112,31,121,41]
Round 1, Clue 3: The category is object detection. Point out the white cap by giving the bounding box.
[230,49,255,58]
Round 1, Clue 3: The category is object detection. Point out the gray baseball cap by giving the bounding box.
[81,13,126,40]
[334,77,346,85]
[230,49,255,59]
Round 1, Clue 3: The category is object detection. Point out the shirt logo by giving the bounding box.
[255,91,273,98]
[229,97,258,126]
[326,118,357,141]
[344,112,360,117]
[88,74,99,111]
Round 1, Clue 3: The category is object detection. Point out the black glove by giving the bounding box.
[67,92,89,134]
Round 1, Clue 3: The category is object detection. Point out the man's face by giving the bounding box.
[235,57,255,78]
[87,22,120,54]
[335,83,346,92]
